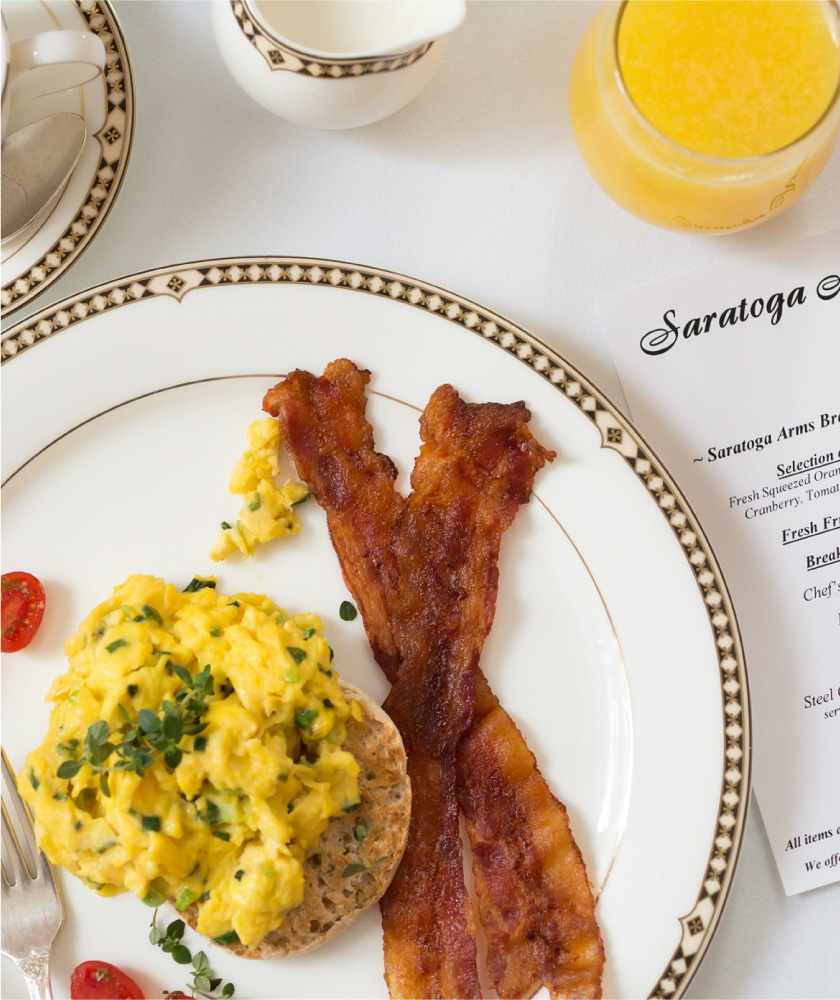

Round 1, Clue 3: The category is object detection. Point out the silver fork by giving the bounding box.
[1,747,64,999]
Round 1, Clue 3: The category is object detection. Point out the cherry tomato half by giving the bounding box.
[1,572,45,653]
[69,961,145,1000]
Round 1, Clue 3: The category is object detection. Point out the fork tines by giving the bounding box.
[2,750,40,886]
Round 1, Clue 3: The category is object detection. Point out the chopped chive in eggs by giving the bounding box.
[210,417,310,561]
[19,574,361,949]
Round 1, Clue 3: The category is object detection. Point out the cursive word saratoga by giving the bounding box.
[639,273,839,356]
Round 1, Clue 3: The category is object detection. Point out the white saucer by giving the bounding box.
[0,0,134,320]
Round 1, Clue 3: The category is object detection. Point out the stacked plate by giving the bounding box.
[1,0,134,321]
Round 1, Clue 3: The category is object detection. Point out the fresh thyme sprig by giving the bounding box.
[57,665,215,795]
[341,820,389,878]
[151,910,235,999]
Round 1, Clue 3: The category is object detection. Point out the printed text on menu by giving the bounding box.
[600,228,840,895]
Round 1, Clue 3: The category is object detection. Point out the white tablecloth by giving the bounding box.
[5,2,840,996]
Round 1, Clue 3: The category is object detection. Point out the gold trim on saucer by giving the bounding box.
[232,0,434,77]
[0,256,750,1000]
[0,0,135,320]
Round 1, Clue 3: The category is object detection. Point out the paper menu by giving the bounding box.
[599,228,840,896]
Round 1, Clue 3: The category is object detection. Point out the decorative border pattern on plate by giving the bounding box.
[232,0,434,77]
[1,257,750,1000]
[0,0,135,320]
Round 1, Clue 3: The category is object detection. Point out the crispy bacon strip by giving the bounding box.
[264,360,604,999]
[267,361,405,680]
[268,362,483,997]
[378,383,553,999]
[458,674,606,999]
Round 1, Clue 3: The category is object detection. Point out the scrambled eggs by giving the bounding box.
[19,574,361,948]
[210,418,310,561]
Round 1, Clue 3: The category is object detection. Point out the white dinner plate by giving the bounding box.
[0,259,750,1000]
[0,0,134,320]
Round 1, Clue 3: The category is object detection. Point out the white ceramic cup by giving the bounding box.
[1,15,106,140]
[212,0,466,129]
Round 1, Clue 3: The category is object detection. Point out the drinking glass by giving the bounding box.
[569,1,840,233]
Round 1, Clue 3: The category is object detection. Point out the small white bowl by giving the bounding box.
[212,0,465,129]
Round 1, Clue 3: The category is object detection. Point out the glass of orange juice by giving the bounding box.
[569,1,840,233]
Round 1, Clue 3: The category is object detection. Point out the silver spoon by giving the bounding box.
[1,112,86,244]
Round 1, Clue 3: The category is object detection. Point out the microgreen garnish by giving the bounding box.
[151,910,235,999]
[56,666,215,792]
[341,818,389,878]
[75,788,95,812]
[151,916,191,963]
[339,600,357,621]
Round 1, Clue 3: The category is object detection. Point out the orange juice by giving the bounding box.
[569,1,840,232]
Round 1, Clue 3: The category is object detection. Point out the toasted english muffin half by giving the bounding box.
[180,681,410,958]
